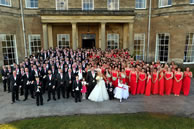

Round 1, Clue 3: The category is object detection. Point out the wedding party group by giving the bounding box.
[1,48,192,106]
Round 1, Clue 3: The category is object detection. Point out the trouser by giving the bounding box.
[20,82,24,96]
[36,92,43,105]
[48,87,56,100]
[57,86,65,99]
[3,80,7,91]
[7,80,11,92]
[24,84,34,100]
[108,92,114,100]
[87,84,95,99]
[66,84,74,98]
[12,86,19,102]
[75,91,81,102]
[42,79,46,94]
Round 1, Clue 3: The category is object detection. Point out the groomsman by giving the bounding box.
[1,65,8,92]
[34,76,43,106]
[72,76,82,103]
[46,70,56,101]
[19,68,25,96]
[10,70,20,104]
[7,65,13,93]
[56,69,65,99]
[65,69,74,98]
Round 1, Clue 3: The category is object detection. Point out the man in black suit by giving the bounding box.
[56,69,65,99]
[1,65,8,92]
[10,70,20,104]
[34,76,43,106]
[7,65,12,93]
[46,70,56,101]
[65,69,75,98]
[19,67,25,96]
[72,75,82,103]
[86,66,97,99]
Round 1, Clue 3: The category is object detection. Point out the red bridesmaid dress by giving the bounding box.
[183,72,192,96]
[165,72,173,95]
[137,73,146,95]
[172,72,182,96]
[152,73,159,95]
[130,72,137,95]
[145,76,152,96]
[112,71,118,87]
[120,72,126,84]
[158,73,164,96]
[125,68,131,85]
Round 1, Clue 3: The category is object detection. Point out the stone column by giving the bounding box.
[101,22,106,51]
[123,23,128,49]
[48,24,53,49]
[72,22,78,50]
[128,23,134,54]
[42,24,48,50]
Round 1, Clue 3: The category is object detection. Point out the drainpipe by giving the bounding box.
[147,0,152,62]
[20,0,27,57]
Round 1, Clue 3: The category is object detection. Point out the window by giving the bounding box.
[56,0,68,10]
[190,0,194,4]
[135,0,146,9]
[158,0,172,8]
[107,34,119,49]
[107,0,119,10]
[57,34,70,48]
[184,33,194,63]
[82,0,94,10]
[155,33,170,62]
[26,0,38,8]
[29,35,41,55]
[0,0,11,6]
[0,34,18,65]
[134,34,145,60]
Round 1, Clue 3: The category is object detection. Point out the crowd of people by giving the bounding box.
[1,48,193,106]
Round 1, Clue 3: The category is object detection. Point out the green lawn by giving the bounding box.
[0,113,194,129]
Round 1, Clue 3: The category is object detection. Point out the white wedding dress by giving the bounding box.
[88,76,109,102]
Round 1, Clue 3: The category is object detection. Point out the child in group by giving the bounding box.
[108,81,114,100]
[81,78,88,100]
[114,79,129,102]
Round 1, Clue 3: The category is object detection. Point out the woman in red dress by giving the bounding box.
[137,68,147,95]
[125,64,131,85]
[151,68,159,95]
[112,66,119,87]
[158,68,164,96]
[164,68,173,95]
[105,68,112,82]
[173,68,183,96]
[120,68,126,84]
[183,67,193,96]
[145,72,152,96]
[129,67,138,95]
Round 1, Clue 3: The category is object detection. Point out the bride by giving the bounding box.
[88,70,109,102]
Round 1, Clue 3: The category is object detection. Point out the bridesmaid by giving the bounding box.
[137,68,147,95]
[129,67,138,95]
[158,68,164,96]
[173,67,183,96]
[164,68,173,95]
[112,66,119,87]
[105,68,112,82]
[120,68,126,84]
[183,67,193,96]
[151,68,159,95]
[145,72,152,96]
[125,64,131,85]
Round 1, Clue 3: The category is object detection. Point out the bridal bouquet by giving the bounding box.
[96,76,100,81]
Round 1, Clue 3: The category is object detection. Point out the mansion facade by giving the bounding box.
[0,0,194,66]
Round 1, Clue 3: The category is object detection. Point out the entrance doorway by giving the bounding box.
[82,34,96,49]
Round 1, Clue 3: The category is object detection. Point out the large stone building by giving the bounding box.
[0,0,194,66]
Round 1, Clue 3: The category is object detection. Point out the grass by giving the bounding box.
[0,113,194,129]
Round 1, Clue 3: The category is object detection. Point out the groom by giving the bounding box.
[86,66,97,99]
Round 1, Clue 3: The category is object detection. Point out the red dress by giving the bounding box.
[172,72,182,95]
[130,72,137,95]
[112,71,118,87]
[183,72,192,96]
[125,68,131,85]
[152,73,159,95]
[145,76,151,96]
[165,72,173,95]
[137,73,146,94]
[158,73,164,96]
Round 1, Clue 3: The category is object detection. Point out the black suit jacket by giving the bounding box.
[56,73,65,89]
[34,81,43,93]
[86,71,97,85]
[72,80,82,92]
[10,75,20,91]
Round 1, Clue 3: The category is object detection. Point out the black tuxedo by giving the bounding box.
[1,69,8,92]
[10,75,20,103]
[56,73,65,99]
[72,80,82,102]
[46,74,56,101]
[7,69,12,92]
[19,72,25,96]
[23,72,34,100]
[65,72,75,98]
[86,71,97,98]
[106,83,114,100]
[42,68,48,93]
[34,81,43,106]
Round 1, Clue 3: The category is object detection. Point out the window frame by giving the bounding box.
[56,0,68,10]
[0,0,11,7]
[158,0,172,8]
[107,33,119,49]
[134,33,146,60]
[155,33,170,63]
[183,33,194,64]
[107,0,120,11]
[57,34,70,49]
[28,34,41,55]
[25,0,38,9]
[190,0,194,4]
[82,0,94,11]
[135,0,146,9]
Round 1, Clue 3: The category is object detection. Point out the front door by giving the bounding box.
[82,34,96,49]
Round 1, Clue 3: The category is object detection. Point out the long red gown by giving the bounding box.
[183,72,192,96]
[112,71,118,87]
[145,76,152,96]
[152,73,159,95]
[125,68,131,85]
[165,72,173,95]
[158,73,164,96]
[137,73,146,95]
[172,72,182,95]
[130,72,137,95]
